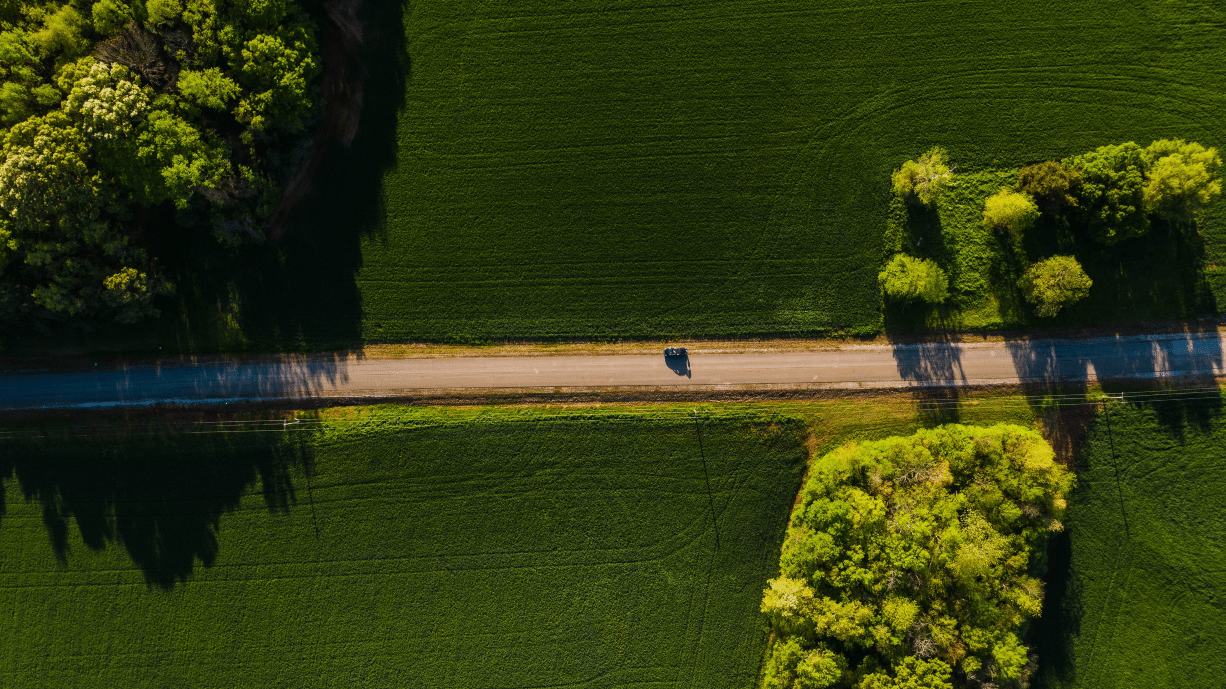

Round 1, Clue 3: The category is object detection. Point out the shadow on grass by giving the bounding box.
[1029,528,1080,688]
[155,0,411,352]
[0,430,315,589]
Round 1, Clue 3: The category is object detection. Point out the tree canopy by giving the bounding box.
[0,0,321,329]
[1020,255,1092,318]
[761,424,1073,689]
[891,147,952,206]
[1064,142,1150,245]
[1141,138,1222,220]
[878,254,948,305]
[981,188,1038,240]
[1016,161,1080,212]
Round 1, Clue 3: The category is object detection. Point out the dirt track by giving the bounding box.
[2,331,1222,410]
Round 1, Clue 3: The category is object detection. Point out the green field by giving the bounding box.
[0,411,806,687]
[284,0,1226,344]
[1033,397,1226,688]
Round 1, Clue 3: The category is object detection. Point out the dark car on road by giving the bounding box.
[663,347,687,358]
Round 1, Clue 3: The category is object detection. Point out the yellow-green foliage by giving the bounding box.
[1021,255,1092,318]
[0,0,321,326]
[981,188,1038,239]
[892,147,952,206]
[879,254,949,304]
[761,424,1073,689]
[1142,138,1222,219]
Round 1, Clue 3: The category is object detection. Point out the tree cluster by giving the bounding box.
[760,424,1073,689]
[883,139,1220,318]
[0,0,321,327]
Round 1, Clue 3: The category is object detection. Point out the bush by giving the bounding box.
[1065,142,1149,244]
[981,188,1038,239]
[761,424,1073,688]
[1021,255,1092,317]
[891,147,952,205]
[1017,160,1081,211]
[1142,138,1222,220]
[878,254,948,304]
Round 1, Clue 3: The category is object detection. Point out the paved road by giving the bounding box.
[1,332,1223,409]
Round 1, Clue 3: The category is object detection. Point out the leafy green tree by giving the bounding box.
[981,188,1038,239]
[177,67,241,110]
[31,4,90,59]
[892,147,952,205]
[1017,160,1080,212]
[858,657,953,689]
[878,254,948,304]
[1142,138,1222,220]
[1065,142,1149,244]
[1021,255,1092,318]
[762,424,1073,688]
[92,0,133,35]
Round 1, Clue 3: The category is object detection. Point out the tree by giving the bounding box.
[879,254,948,304]
[1017,160,1080,212]
[981,188,1038,239]
[1065,142,1149,244]
[1142,139,1222,220]
[892,147,952,205]
[1021,255,1092,317]
[762,424,1073,689]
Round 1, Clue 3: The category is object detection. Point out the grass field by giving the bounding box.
[1032,395,1226,688]
[325,0,1226,344]
[0,410,807,687]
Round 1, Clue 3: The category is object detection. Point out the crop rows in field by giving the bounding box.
[323,0,1226,343]
[0,413,805,688]
[1033,399,1226,688]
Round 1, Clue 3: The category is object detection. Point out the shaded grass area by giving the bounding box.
[0,409,807,687]
[1033,396,1226,689]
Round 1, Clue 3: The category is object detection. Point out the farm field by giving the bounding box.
[1032,395,1226,688]
[0,410,807,688]
[307,0,1226,345]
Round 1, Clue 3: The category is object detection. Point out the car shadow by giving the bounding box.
[665,354,691,378]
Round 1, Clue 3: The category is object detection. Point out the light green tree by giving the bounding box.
[1021,255,1092,317]
[981,188,1039,239]
[762,424,1073,688]
[1142,138,1222,220]
[177,68,242,111]
[92,0,133,35]
[891,147,952,205]
[878,254,948,304]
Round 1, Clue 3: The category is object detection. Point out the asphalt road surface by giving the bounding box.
[1,332,1222,409]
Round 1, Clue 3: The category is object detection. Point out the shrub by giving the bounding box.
[878,254,948,304]
[1017,160,1081,211]
[1142,138,1222,220]
[1021,255,1092,317]
[981,188,1038,239]
[891,147,952,205]
[1065,142,1149,244]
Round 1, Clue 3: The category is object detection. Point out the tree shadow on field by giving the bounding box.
[156,0,411,351]
[0,430,315,589]
[1029,528,1081,688]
